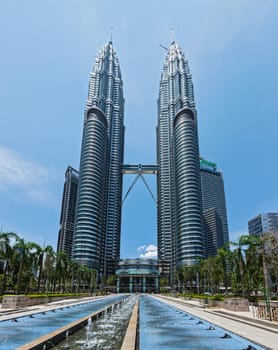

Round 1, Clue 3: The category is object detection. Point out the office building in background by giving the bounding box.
[57,166,79,258]
[200,158,229,256]
[248,213,278,237]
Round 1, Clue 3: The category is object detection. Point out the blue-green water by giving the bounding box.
[0,295,268,350]
[139,295,266,350]
[0,295,126,350]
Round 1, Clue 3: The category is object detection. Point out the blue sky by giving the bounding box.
[0,0,277,259]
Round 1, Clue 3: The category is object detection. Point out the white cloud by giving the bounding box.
[136,245,146,252]
[0,147,56,206]
[138,244,157,259]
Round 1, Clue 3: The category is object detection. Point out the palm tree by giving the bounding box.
[13,238,40,294]
[0,231,18,295]
[174,267,184,293]
[36,245,55,292]
[229,235,249,296]
[68,260,80,293]
[182,266,197,293]
[245,235,264,295]
[201,256,222,294]
[230,235,265,297]
[54,251,69,293]
[195,258,205,294]
[216,245,231,294]
[43,247,56,293]
[79,265,91,292]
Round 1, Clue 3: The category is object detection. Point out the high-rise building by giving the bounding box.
[157,42,203,274]
[200,158,229,256]
[57,166,79,258]
[60,40,228,286]
[202,208,223,257]
[248,213,278,237]
[72,42,125,277]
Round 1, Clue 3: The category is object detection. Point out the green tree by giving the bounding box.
[182,266,197,293]
[13,238,40,294]
[54,251,69,293]
[202,256,222,294]
[35,245,55,292]
[229,235,265,297]
[0,231,18,295]
[263,233,278,292]
[216,246,231,294]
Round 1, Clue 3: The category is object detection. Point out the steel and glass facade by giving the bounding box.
[116,259,159,293]
[61,40,228,284]
[57,166,79,259]
[157,42,203,274]
[174,108,203,266]
[72,42,125,276]
[248,213,278,236]
[200,159,229,256]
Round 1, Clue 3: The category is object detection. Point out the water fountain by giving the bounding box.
[53,295,137,350]
[139,295,266,350]
[0,295,127,350]
[2,294,267,349]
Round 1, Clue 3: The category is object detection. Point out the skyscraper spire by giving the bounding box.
[110,27,113,42]
[170,27,175,43]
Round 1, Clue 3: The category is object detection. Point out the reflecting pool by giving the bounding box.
[139,295,266,350]
[53,295,137,349]
[0,295,126,350]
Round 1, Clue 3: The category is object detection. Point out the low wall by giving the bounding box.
[2,295,29,309]
[187,297,222,308]
[2,295,89,309]
[223,298,249,311]
[27,295,85,307]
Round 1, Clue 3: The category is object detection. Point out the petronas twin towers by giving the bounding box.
[157,43,203,270]
[71,40,204,277]
[72,42,124,276]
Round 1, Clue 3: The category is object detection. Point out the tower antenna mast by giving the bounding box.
[110,27,113,42]
[171,27,176,42]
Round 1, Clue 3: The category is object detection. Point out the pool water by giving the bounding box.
[0,295,126,350]
[139,295,265,350]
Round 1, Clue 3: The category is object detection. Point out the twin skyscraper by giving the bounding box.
[57,41,229,280]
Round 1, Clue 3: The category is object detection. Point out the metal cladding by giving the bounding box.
[157,42,203,271]
[174,108,203,266]
[200,160,229,257]
[73,107,108,269]
[72,42,125,274]
[57,166,79,259]
[68,40,225,279]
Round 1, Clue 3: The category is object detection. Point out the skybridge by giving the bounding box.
[122,164,158,174]
[121,164,158,205]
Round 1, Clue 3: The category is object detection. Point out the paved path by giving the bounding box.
[154,295,278,350]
